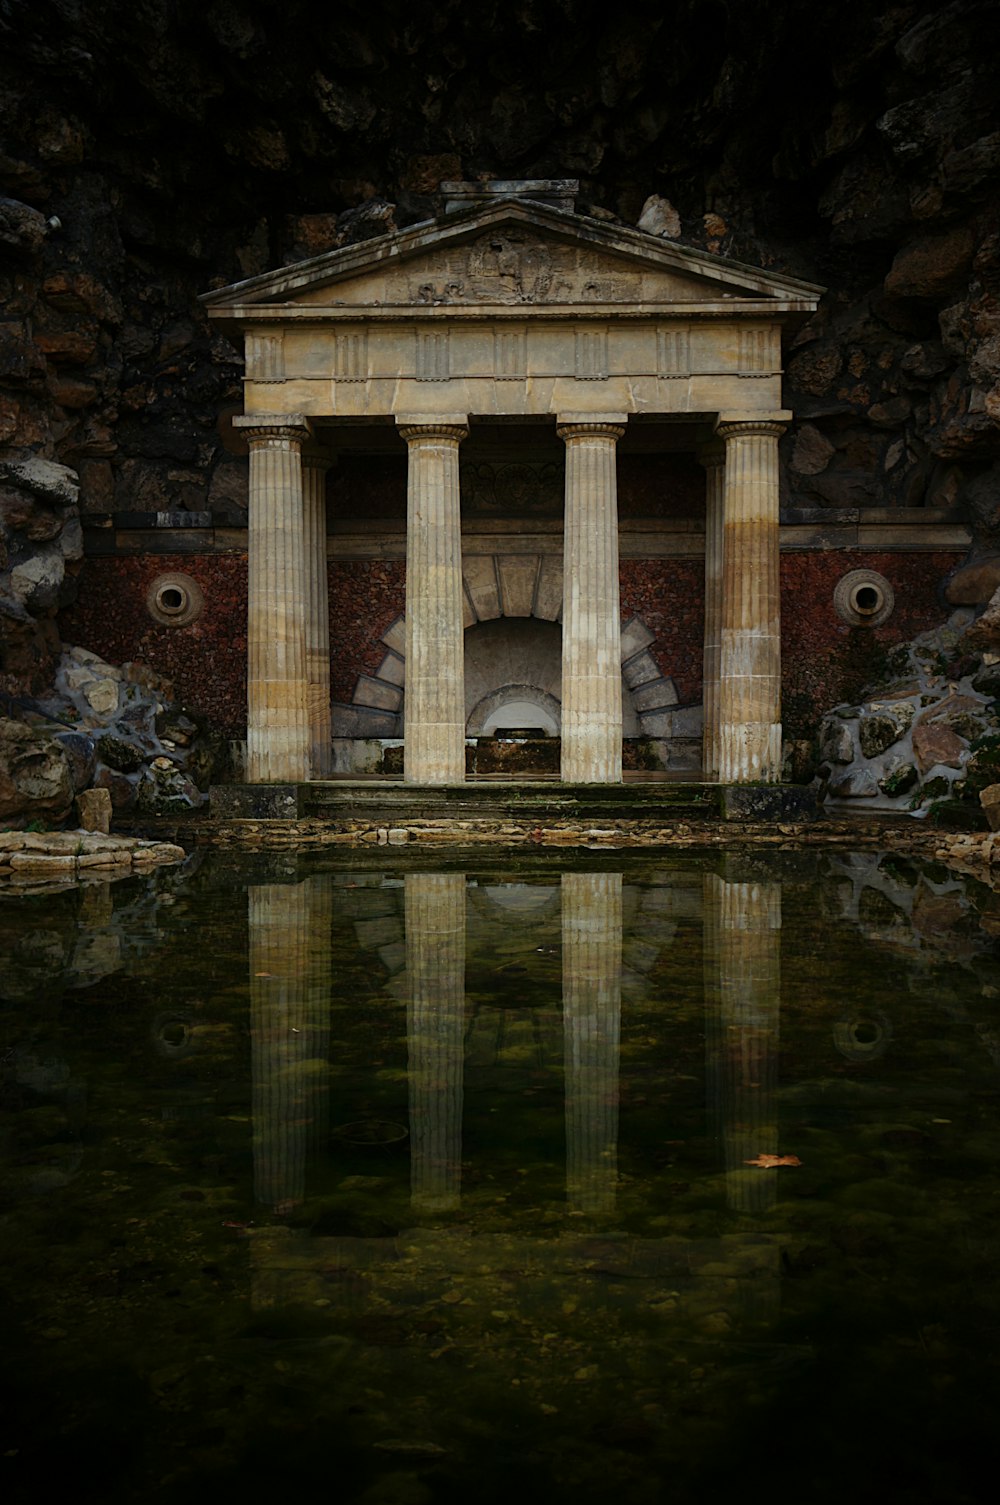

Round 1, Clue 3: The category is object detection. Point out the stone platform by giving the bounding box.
[209,779,818,824]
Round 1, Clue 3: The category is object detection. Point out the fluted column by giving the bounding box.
[562,871,622,1216]
[398,421,468,784]
[406,872,466,1213]
[234,413,312,783]
[703,865,781,1214]
[699,441,725,780]
[716,416,788,784]
[558,417,626,783]
[249,877,333,1215]
[302,453,333,778]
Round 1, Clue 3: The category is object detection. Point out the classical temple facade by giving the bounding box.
[203,180,824,787]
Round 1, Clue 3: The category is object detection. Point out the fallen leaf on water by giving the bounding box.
[744,1154,802,1168]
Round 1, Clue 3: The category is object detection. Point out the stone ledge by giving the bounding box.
[0,828,186,886]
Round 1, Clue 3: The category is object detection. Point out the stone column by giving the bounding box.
[249,877,333,1215]
[715,415,789,784]
[406,872,466,1213]
[562,871,622,1216]
[558,417,626,783]
[699,441,725,780]
[397,420,469,785]
[302,453,333,778]
[234,413,312,784]
[703,864,781,1215]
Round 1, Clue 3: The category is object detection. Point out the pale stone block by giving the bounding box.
[381,617,406,654]
[76,787,111,833]
[331,704,400,737]
[376,651,405,687]
[620,617,655,659]
[622,648,661,689]
[533,555,563,621]
[632,678,679,712]
[497,554,538,617]
[84,678,120,715]
[463,555,502,621]
[353,675,403,712]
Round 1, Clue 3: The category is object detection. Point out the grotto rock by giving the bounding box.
[830,768,879,799]
[637,195,680,238]
[946,556,1000,605]
[879,760,919,797]
[76,786,111,833]
[52,730,96,790]
[912,722,966,773]
[859,706,912,758]
[819,718,856,764]
[0,716,74,825]
[96,732,145,773]
[972,662,1000,698]
[964,585,1000,655]
[982,784,1000,832]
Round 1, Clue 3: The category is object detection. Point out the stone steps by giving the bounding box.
[300,780,722,822]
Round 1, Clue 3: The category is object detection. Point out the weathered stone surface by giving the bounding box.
[637,195,681,238]
[819,718,855,764]
[982,784,1000,831]
[964,586,1000,654]
[879,760,919,797]
[96,733,144,773]
[830,768,879,798]
[858,709,910,758]
[912,722,966,773]
[946,556,1000,605]
[77,786,112,833]
[790,424,835,475]
[0,717,74,824]
[53,730,96,790]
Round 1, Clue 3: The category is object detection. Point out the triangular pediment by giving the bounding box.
[202,199,823,321]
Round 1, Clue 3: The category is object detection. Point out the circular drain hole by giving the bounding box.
[833,1009,893,1061]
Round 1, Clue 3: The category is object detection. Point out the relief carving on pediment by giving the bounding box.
[406,234,644,305]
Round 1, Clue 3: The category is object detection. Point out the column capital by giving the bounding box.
[715,411,792,441]
[301,449,335,472]
[396,415,469,443]
[234,412,312,447]
[557,417,626,442]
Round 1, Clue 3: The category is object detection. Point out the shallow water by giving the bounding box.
[1,847,999,1505]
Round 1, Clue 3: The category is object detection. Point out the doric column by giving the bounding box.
[234,413,312,784]
[715,415,789,784]
[699,441,725,780]
[302,453,333,778]
[557,416,626,783]
[405,872,466,1213]
[397,420,468,785]
[562,871,622,1216]
[249,877,333,1215]
[703,864,781,1215]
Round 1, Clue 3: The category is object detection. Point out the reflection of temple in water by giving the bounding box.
[246,860,784,1335]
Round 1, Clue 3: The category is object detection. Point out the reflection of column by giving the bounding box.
[302,454,333,778]
[234,414,312,783]
[716,417,787,784]
[704,867,781,1214]
[699,441,725,779]
[562,871,622,1215]
[558,419,626,784]
[398,421,468,785]
[406,872,466,1212]
[250,877,333,1214]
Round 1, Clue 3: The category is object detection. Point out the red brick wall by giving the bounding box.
[61,548,954,741]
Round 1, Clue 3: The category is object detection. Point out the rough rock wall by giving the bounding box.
[2,0,999,689]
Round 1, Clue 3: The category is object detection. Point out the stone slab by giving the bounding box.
[622,648,661,689]
[497,554,538,617]
[620,618,656,659]
[632,678,679,712]
[209,784,304,819]
[353,674,403,712]
[721,785,818,822]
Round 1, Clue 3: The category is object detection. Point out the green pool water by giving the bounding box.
[1,847,999,1505]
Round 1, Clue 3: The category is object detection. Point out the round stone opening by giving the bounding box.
[834,569,895,628]
[146,571,205,627]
